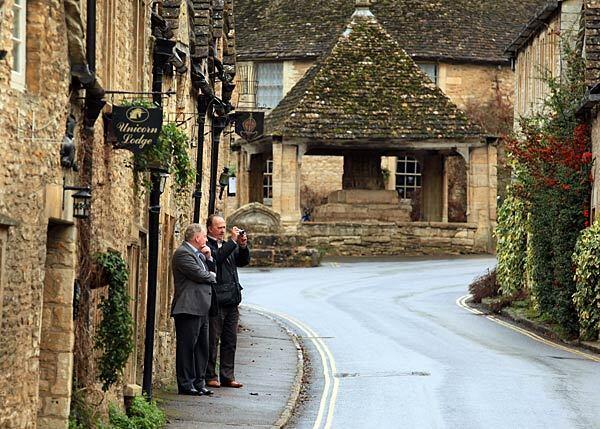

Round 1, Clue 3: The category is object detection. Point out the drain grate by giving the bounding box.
[335,371,430,378]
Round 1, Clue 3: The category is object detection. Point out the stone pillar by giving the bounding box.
[467,145,496,252]
[237,149,251,207]
[381,156,397,190]
[272,142,301,228]
[421,153,443,222]
[442,156,449,223]
[37,224,76,429]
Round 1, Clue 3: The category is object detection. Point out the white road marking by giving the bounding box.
[456,294,600,363]
[245,304,339,429]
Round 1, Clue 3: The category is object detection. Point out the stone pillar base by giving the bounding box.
[312,189,411,222]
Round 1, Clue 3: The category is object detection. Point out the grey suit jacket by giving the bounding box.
[170,243,216,317]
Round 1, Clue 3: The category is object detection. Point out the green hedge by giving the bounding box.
[573,220,600,341]
[495,188,528,297]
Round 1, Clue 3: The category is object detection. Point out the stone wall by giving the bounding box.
[37,225,76,428]
[513,14,560,123]
[0,0,71,426]
[0,0,236,426]
[301,221,480,256]
[439,63,514,113]
[300,155,343,202]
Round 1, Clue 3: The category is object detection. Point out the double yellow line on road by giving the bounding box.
[245,304,339,429]
[456,294,600,363]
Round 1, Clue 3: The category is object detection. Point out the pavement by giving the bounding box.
[476,299,600,356]
[158,307,303,429]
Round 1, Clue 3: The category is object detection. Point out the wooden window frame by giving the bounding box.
[11,0,27,90]
[395,156,422,199]
[263,158,273,206]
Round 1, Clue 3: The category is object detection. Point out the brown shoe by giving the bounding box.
[206,379,221,388]
[222,380,243,388]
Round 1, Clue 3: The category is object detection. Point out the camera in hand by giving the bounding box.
[238,229,246,236]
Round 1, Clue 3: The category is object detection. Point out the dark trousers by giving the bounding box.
[174,314,209,391]
[206,305,239,382]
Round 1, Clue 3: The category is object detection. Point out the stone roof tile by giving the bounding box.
[265,9,482,141]
[235,0,547,64]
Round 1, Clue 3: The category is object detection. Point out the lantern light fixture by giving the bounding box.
[63,179,92,219]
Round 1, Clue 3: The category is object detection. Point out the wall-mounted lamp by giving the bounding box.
[148,168,169,213]
[63,180,92,219]
[158,171,169,194]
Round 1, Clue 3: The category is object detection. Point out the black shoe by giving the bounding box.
[198,387,213,396]
[178,388,200,396]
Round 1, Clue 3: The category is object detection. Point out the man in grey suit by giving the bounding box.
[171,224,216,396]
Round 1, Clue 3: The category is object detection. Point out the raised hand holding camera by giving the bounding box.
[232,226,248,247]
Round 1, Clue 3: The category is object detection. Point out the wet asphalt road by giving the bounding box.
[240,256,600,429]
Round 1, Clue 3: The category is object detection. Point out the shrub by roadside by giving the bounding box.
[469,268,499,303]
[69,393,165,429]
[108,396,166,429]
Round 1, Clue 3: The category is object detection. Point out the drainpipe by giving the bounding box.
[142,27,173,400]
[193,95,210,223]
[86,0,96,72]
[207,115,227,215]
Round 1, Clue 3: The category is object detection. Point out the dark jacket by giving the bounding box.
[207,237,250,291]
[170,243,217,317]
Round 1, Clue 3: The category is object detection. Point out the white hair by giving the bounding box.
[184,223,206,242]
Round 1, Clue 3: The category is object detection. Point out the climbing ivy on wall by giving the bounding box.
[95,250,134,391]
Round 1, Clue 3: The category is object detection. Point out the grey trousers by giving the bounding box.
[174,314,210,391]
[206,305,239,382]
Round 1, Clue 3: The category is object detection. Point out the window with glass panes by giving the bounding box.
[263,158,273,205]
[11,0,26,89]
[417,63,438,86]
[256,62,283,108]
[396,156,421,198]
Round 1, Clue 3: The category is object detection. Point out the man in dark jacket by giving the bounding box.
[171,224,216,396]
[205,214,250,388]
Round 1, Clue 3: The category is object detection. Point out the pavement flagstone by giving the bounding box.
[158,307,302,429]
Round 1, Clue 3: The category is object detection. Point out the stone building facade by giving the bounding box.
[0,0,236,427]
[226,0,544,257]
[506,1,600,221]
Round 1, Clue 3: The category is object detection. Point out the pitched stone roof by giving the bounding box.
[505,1,560,56]
[265,8,481,141]
[235,0,547,64]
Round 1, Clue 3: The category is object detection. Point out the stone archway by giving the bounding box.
[227,202,282,233]
[37,223,76,428]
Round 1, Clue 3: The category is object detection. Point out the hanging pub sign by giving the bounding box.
[234,111,264,141]
[111,105,163,153]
